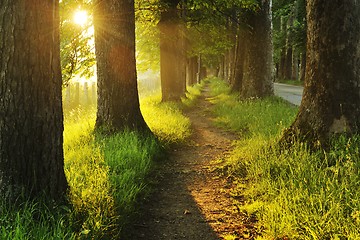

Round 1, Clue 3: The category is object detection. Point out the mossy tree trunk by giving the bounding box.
[94,0,149,132]
[0,1,67,200]
[283,0,360,146]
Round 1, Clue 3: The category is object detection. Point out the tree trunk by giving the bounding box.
[227,12,239,86]
[241,0,274,98]
[284,15,294,80]
[231,27,246,92]
[284,46,293,80]
[218,56,225,79]
[94,0,149,132]
[279,47,286,80]
[226,44,235,84]
[158,0,186,101]
[0,1,67,200]
[284,0,360,146]
[299,51,306,82]
[278,16,287,80]
[292,51,299,81]
[186,56,198,86]
[197,55,202,83]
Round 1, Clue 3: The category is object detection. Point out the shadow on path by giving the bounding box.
[127,87,256,239]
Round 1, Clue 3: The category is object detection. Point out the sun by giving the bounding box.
[73,10,88,26]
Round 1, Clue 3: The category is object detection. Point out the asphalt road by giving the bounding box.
[274,83,303,106]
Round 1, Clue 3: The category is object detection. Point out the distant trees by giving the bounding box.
[217,0,273,98]
[0,1,67,199]
[283,0,360,146]
[93,0,149,132]
[185,2,231,86]
[273,0,306,81]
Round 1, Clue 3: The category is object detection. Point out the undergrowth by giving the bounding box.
[140,94,191,144]
[208,77,360,239]
[0,83,197,239]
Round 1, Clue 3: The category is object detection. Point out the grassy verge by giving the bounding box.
[140,94,191,145]
[0,199,73,239]
[0,83,199,239]
[64,112,163,239]
[207,77,360,239]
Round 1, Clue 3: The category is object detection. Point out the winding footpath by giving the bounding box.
[127,87,259,239]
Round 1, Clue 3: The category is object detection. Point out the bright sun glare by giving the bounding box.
[73,10,88,26]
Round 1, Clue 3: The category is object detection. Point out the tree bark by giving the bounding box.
[299,51,306,82]
[284,0,360,146]
[94,0,149,132]
[278,16,287,80]
[218,56,225,79]
[284,15,294,80]
[231,27,246,92]
[0,1,67,199]
[158,0,186,102]
[241,0,274,98]
[186,56,198,86]
[291,51,299,81]
[284,46,293,80]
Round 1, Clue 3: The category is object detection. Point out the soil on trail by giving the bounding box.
[127,88,258,239]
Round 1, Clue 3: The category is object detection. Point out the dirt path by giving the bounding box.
[127,87,258,239]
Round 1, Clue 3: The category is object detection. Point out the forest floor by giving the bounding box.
[127,87,259,239]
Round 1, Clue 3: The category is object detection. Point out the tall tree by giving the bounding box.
[284,0,360,146]
[93,0,149,132]
[230,26,247,92]
[241,0,273,98]
[0,1,67,199]
[158,0,187,101]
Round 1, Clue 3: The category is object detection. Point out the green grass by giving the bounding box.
[0,199,74,240]
[0,87,193,239]
[275,79,304,86]
[208,77,360,239]
[182,81,205,108]
[141,93,191,145]
[140,81,204,145]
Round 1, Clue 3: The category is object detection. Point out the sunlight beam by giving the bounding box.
[73,10,88,26]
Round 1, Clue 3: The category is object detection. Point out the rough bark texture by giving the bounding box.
[94,0,149,132]
[158,0,186,102]
[285,0,360,145]
[0,1,67,199]
[241,0,274,98]
[299,51,306,82]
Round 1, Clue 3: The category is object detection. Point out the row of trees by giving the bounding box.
[0,0,147,201]
[154,0,360,145]
[0,0,359,202]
